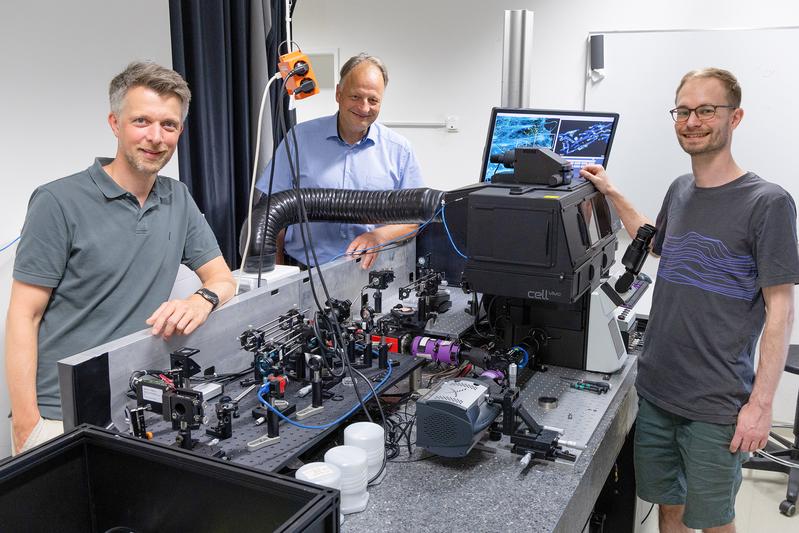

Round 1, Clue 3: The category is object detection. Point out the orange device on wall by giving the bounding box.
[278,50,319,100]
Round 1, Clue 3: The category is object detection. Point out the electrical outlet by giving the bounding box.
[445,115,459,132]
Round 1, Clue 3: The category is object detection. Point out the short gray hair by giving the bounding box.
[109,61,192,120]
[340,53,389,87]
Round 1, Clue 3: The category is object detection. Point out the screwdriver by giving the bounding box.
[560,376,610,394]
[580,380,611,392]
[569,382,605,394]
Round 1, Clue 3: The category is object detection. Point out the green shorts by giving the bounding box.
[634,396,747,530]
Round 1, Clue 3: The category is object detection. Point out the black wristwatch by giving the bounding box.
[194,288,219,310]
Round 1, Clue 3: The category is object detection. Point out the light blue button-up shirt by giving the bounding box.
[256,113,425,264]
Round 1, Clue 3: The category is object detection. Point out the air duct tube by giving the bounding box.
[240,188,444,272]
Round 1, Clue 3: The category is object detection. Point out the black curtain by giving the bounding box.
[169,0,290,267]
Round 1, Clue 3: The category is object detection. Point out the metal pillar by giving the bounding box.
[501,10,534,108]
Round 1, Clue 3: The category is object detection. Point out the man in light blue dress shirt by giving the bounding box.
[256,53,425,269]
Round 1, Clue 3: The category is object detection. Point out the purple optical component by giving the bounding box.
[411,336,460,365]
[480,369,504,381]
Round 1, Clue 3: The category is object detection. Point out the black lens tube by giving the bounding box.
[615,224,657,293]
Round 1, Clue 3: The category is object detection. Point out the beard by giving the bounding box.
[125,147,171,176]
[676,127,730,156]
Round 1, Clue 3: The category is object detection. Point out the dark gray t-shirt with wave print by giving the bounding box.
[637,172,799,424]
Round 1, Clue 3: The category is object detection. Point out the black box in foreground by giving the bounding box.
[0,425,339,532]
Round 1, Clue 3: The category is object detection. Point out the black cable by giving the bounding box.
[255,76,290,288]
[348,364,388,479]
[347,240,410,258]
[287,123,340,315]
[191,366,253,385]
[385,416,409,459]
[283,128,381,429]
[253,62,309,286]
[384,395,419,461]
[254,58,323,283]
[382,404,414,457]
[485,295,500,335]
[359,284,371,306]
[277,100,346,393]
[271,74,406,473]
[312,311,345,378]
[640,503,655,525]
[279,103,323,311]
[254,95,353,398]
[276,94,374,424]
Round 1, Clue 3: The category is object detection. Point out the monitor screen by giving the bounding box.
[480,108,619,182]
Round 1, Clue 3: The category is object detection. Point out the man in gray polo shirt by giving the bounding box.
[582,68,797,532]
[6,61,235,455]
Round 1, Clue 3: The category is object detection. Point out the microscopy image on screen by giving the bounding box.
[555,119,613,158]
[481,110,619,183]
[483,116,560,180]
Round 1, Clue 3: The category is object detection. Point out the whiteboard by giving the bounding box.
[585,28,799,222]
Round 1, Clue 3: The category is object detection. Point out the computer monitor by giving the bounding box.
[480,108,620,182]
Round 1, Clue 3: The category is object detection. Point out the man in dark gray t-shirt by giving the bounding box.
[581,68,797,531]
[6,62,236,456]
[641,172,798,425]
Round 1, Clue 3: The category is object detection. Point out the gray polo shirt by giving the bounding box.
[13,158,222,419]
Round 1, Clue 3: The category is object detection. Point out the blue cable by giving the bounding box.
[257,362,393,430]
[326,201,466,262]
[440,202,468,259]
[1,236,20,253]
[512,346,529,368]
[328,207,443,263]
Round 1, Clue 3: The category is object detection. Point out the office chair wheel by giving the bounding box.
[780,499,796,517]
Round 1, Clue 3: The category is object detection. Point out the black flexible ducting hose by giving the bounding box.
[241,188,445,272]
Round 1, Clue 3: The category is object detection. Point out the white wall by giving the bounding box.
[293,0,799,424]
[291,0,536,192]
[525,0,799,109]
[0,0,173,457]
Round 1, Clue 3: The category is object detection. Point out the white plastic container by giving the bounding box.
[295,462,342,490]
[295,462,344,525]
[344,422,386,485]
[324,445,369,514]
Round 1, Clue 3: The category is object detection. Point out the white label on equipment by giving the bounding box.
[303,464,335,480]
[142,385,162,404]
[428,380,486,408]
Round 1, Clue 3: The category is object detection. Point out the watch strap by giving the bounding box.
[194,288,219,310]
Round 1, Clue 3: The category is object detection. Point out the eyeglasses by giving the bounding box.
[669,104,736,123]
